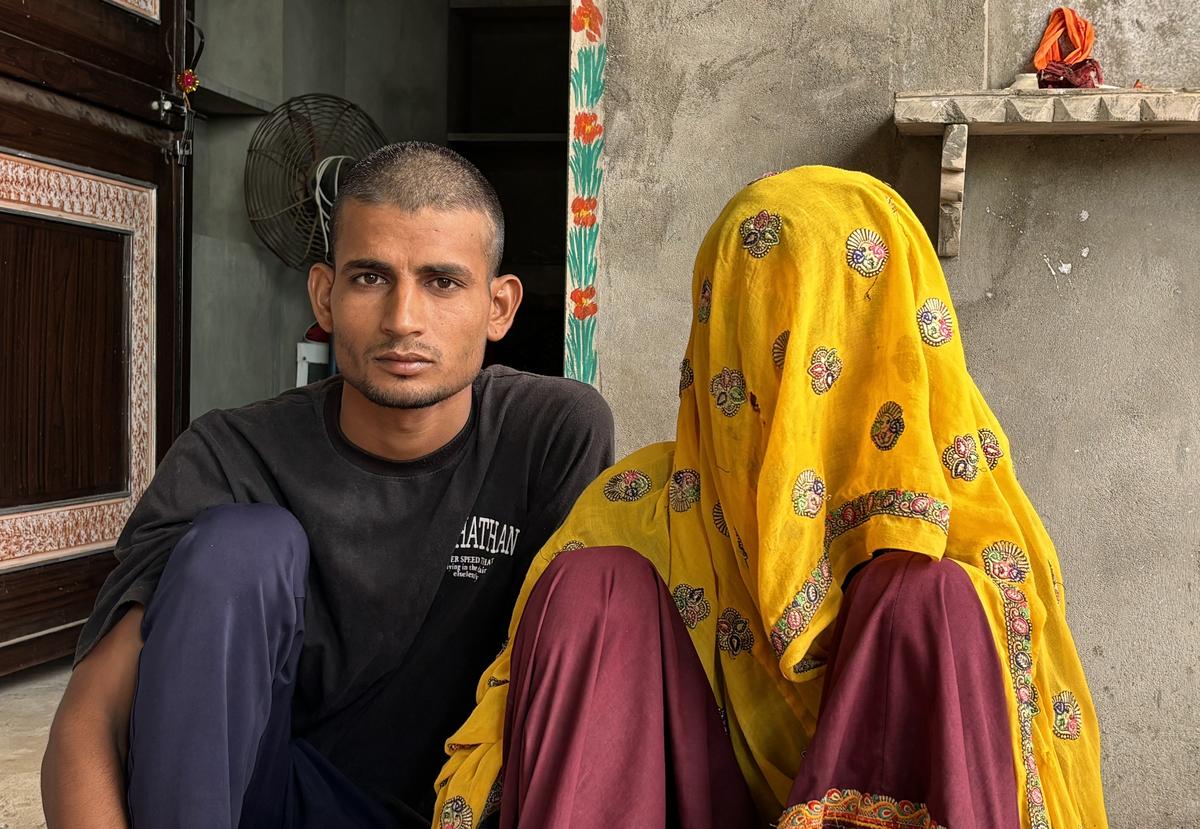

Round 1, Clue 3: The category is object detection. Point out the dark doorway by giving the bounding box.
[447,1,570,377]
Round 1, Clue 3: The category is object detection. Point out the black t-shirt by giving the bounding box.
[76,366,614,825]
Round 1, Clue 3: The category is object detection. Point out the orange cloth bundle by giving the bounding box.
[1034,7,1103,88]
[1033,6,1096,69]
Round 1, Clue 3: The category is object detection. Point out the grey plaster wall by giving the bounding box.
[189,117,314,417]
[284,0,347,99]
[597,1,1199,824]
[189,0,447,417]
[195,0,283,105]
[346,0,448,143]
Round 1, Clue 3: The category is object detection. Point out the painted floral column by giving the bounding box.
[566,0,605,385]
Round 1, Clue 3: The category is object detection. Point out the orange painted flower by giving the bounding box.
[571,285,598,320]
[573,112,604,144]
[571,0,603,42]
[572,196,598,227]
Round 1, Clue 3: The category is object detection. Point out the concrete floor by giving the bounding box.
[0,659,69,829]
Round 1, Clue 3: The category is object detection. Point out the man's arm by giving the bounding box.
[525,384,615,535]
[41,414,242,826]
[42,605,143,829]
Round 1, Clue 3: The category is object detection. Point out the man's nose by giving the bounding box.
[382,280,425,340]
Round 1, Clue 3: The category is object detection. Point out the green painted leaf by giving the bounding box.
[571,44,607,110]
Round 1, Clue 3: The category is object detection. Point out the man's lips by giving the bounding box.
[374,352,435,377]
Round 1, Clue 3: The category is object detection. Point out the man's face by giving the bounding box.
[312,200,510,410]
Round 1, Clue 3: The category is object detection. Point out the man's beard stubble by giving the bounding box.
[350,373,471,410]
[339,339,478,410]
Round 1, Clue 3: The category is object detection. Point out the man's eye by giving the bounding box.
[432,277,459,291]
[356,273,385,286]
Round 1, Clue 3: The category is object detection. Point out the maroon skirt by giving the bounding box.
[780,551,1020,828]
[493,548,1019,829]
[497,546,757,829]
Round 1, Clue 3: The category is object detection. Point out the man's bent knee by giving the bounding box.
[161,503,309,603]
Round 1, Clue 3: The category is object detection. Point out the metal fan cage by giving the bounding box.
[244,94,387,269]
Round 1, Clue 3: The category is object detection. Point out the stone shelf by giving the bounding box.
[893,89,1200,257]
[896,88,1200,136]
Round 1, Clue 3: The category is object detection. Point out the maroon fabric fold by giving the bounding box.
[499,546,758,829]
[784,552,1020,828]
[1038,58,1104,88]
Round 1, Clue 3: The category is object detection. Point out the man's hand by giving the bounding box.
[42,606,144,829]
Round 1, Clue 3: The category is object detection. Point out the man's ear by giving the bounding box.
[487,274,523,342]
[308,262,335,333]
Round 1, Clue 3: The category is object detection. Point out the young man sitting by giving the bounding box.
[41,142,614,829]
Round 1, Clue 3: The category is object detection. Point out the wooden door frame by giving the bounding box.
[0,0,187,125]
[0,0,191,673]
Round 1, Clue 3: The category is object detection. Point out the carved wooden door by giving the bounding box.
[0,0,190,673]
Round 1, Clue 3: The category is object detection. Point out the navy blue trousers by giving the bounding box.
[126,504,395,829]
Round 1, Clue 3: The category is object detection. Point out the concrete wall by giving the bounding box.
[189,0,446,417]
[346,0,448,143]
[596,1,1199,825]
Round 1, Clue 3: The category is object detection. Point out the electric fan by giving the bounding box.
[244,94,388,269]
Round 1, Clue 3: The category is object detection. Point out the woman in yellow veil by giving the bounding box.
[433,167,1107,829]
